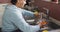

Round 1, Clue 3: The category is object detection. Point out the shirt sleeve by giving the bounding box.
[22,9,34,17]
[10,10,40,32]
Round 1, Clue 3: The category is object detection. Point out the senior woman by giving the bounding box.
[2,0,41,32]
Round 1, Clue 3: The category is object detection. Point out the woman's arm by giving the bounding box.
[10,11,40,32]
[22,9,34,17]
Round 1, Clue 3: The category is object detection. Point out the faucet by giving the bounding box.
[43,7,50,20]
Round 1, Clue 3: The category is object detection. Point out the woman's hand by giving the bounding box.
[34,12,40,19]
[37,19,48,28]
[34,12,39,16]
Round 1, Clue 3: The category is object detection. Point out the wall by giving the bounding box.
[0,0,10,3]
[34,0,60,21]
[0,4,7,27]
[0,0,10,27]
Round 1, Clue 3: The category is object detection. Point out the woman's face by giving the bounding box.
[16,0,26,8]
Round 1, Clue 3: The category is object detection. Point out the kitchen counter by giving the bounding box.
[26,19,60,32]
[37,29,60,32]
[49,29,60,32]
[41,27,60,32]
[26,13,60,32]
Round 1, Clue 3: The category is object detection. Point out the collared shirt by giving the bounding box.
[2,5,40,32]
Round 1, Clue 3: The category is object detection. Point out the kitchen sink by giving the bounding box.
[26,19,60,30]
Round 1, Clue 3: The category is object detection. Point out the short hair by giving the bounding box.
[11,0,17,5]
